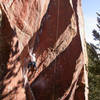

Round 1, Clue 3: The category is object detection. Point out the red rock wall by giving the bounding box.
[0,0,88,100]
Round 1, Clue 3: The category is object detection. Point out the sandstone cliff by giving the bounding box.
[0,0,88,100]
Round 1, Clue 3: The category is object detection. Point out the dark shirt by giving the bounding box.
[28,61,36,69]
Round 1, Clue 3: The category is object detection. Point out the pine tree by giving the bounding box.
[87,43,100,100]
[92,12,100,57]
[87,12,100,100]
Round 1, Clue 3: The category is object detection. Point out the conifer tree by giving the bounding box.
[92,12,100,56]
[87,12,100,100]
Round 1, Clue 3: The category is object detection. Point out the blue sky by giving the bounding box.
[82,0,100,43]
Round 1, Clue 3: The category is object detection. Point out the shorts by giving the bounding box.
[28,61,36,69]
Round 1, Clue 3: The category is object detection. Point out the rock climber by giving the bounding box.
[28,54,36,69]
[28,48,36,71]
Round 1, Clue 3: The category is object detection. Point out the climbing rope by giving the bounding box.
[55,0,60,69]
[54,0,60,99]
[54,0,60,74]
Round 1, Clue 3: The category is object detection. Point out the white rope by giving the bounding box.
[54,0,60,99]
[55,0,60,67]
[55,0,60,72]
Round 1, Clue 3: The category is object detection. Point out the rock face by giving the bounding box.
[0,0,88,100]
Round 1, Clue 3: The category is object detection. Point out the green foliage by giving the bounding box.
[88,12,100,100]
[87,43,100,100]
[92,12,100,52]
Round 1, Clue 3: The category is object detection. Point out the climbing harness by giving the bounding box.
[28,61,36,69]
